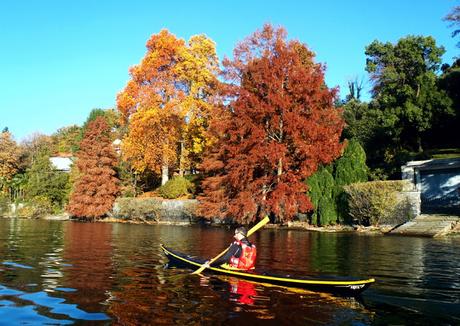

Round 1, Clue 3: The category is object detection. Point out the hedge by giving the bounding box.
[343,180,411,226]
[158,176,195,199]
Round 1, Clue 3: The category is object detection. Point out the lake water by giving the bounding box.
[0,219,459,325]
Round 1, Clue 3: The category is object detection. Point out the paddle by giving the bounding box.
[191,215,270,275]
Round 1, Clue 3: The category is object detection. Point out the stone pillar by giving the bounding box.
[401,165,416,190]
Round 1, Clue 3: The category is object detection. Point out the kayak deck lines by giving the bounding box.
[161,244,375,296]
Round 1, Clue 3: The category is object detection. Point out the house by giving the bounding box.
[50,156,73,172]
[402,158,460,215]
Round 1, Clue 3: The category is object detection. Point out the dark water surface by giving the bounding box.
[0,219,459,325]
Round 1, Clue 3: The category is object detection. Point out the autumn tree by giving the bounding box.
[0,131,21,195]
[67,117,119,220]
[198,24,344,223]
[117,30,218,186]
[68,108,121,153]
[176,35,219,173]
[0,131,21,179]
[20,133,54,168]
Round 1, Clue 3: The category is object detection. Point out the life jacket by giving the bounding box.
[229,240,256,270]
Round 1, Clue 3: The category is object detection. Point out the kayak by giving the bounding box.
[161,244,375,296]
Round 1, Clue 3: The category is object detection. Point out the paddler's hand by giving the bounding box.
[202,260,211,268]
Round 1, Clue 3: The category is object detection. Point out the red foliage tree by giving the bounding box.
[198,24,344,223]
[67,117,119,220]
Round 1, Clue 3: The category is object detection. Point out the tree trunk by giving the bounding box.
[161,164,169,185]
[417,135,423,153]
[278,116,283,179]
[277,158,283,176]
[162,141,170,185]
[179,139,185,177]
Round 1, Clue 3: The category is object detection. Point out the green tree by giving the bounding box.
[365,36,453,153]
[435,59,460,148]
[334,140,368,187]
[306,166,337,226]
[52,125,82,154]
[74,108,121,152]
[25,151,70,209]
[444,5,460,47]
[342,99,377,143]
[334,139,368,223]
[306,140,369,225]
[20,133,54,169]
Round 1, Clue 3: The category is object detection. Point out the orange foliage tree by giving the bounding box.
[117,30,218,185]
[0,131,21,181]
[198,24,344,223]
[67,117,119,220]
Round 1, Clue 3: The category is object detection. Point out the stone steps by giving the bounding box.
[389,215,459,237]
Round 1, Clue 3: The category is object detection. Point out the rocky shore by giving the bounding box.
[6,197,458,237]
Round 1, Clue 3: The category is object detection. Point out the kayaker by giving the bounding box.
[203,226,257,270]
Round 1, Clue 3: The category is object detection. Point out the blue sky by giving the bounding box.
[0,0,458,141]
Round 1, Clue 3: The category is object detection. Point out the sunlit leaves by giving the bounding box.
[199,24,344,223]
[67,117,119,220]
[0,131,21,181]
[117,30,218,179]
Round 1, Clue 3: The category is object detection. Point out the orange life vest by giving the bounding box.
[229,240,257,270]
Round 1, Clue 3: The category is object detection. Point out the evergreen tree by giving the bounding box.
[306,140,368,225]
[333,139,368,223]
[306,166,336,225]
[67,117,119,220]
[365,36,453,153]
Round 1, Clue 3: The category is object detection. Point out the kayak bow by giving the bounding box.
[161,244,375,296]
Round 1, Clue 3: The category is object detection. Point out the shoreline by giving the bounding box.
[5,214,459,237]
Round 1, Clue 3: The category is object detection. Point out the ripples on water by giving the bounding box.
[0,219,459,325]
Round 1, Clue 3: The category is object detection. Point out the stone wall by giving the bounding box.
[112,198,199,223]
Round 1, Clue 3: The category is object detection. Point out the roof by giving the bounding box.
[403,158,460,171]
[49,157,73,172]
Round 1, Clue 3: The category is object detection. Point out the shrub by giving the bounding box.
[120,185,136,198]
[158,176,194,199]
[343,180,409,226]
[113,197,199,222]
[114,198,161,221]
[16,196,54,218]
[184,174,202,195]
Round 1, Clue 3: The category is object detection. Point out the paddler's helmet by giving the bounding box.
[235,226,248,237]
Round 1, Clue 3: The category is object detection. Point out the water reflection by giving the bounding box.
[0,220,110,323]
[0,219,459,324]
[62,222,113,313]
